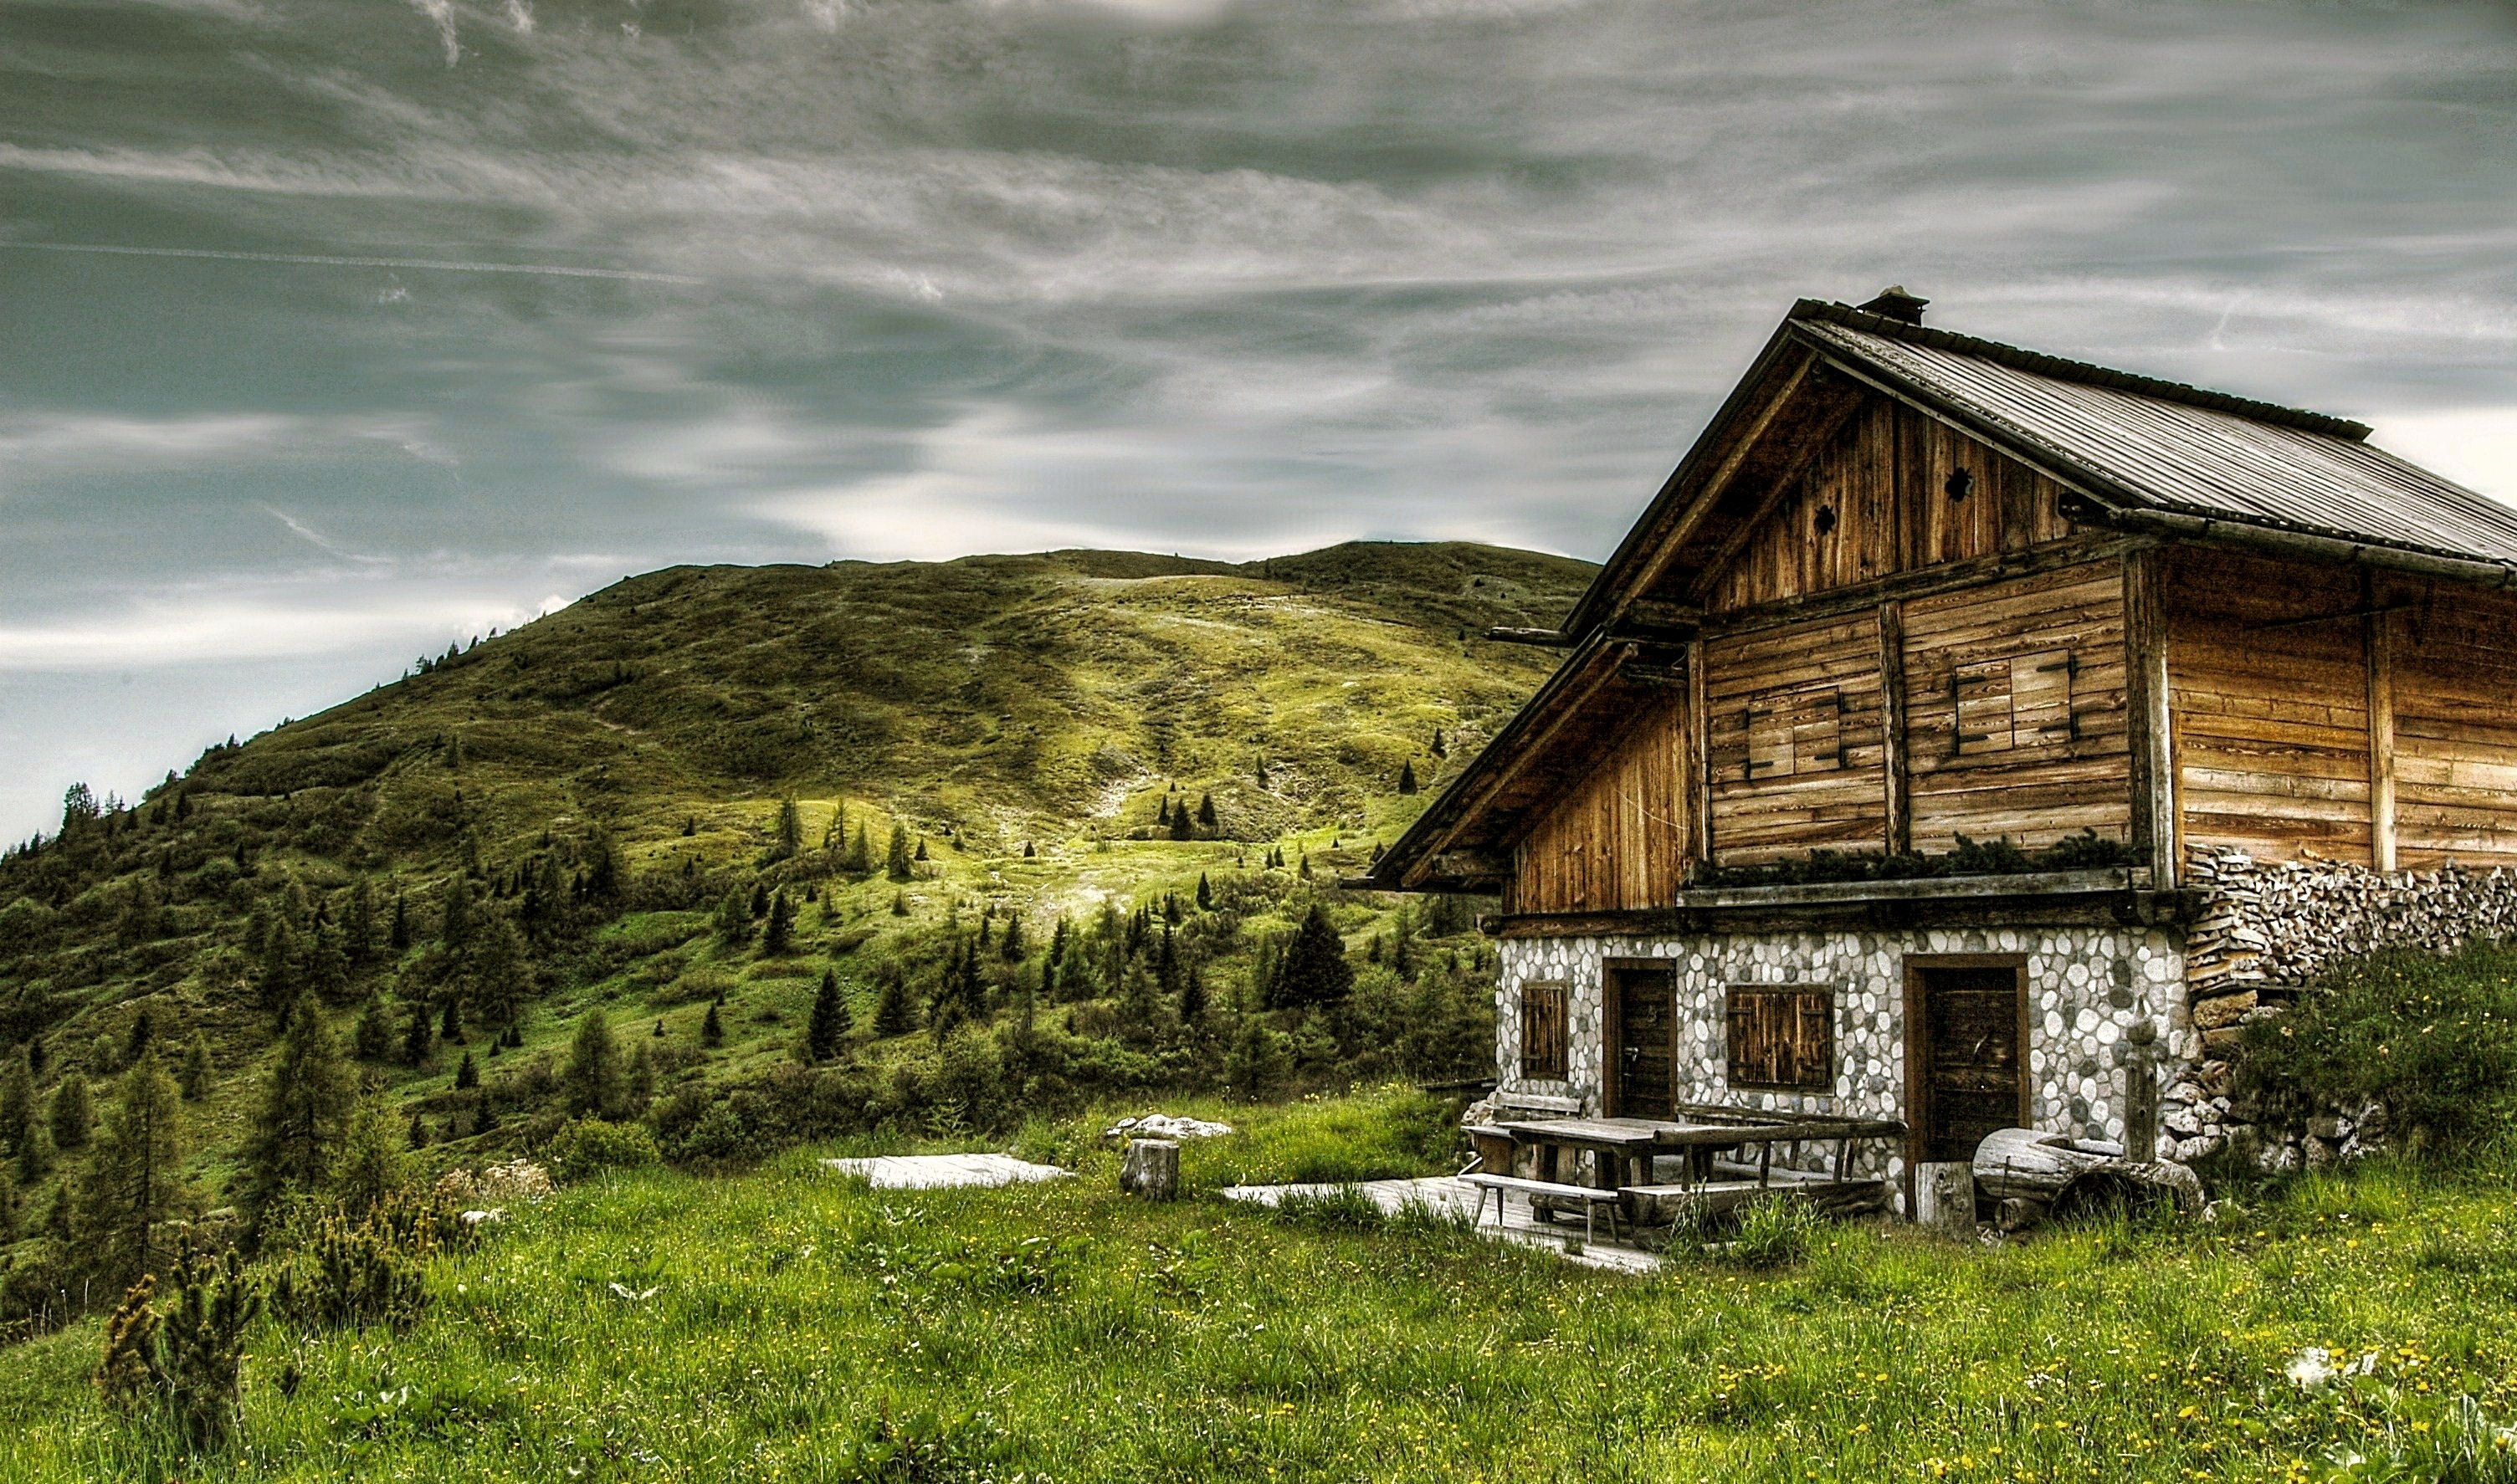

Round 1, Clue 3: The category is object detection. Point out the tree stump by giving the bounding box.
[1120,1139,1180,1201]
[1973,1128,2206,1227]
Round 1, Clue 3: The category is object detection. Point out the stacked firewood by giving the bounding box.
[2182,846,2517,1054]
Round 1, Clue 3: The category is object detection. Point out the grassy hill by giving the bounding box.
[0,540,1592,1329]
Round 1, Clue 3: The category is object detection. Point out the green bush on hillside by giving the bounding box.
[2239,940,2517,1157]
[546,1118,661,1184]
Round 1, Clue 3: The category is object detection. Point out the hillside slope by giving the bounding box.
[0,541,1591,1323]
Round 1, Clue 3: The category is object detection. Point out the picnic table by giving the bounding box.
[1473,1106,1909,1228]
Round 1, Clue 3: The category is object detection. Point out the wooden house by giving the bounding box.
[1369,289,2517,1201]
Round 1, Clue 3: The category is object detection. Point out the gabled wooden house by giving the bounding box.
[1370,289,2517,1201]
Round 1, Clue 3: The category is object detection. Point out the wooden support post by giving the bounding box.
[1878,599,1910,856]
[2367,593,2397,872]
[2123,550,2177,888]
[1685,636,1712,871]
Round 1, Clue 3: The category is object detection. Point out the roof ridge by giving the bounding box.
[1787,299,2373,442]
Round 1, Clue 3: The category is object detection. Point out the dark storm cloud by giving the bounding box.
[4,0,2517,837]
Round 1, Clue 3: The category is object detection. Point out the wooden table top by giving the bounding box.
[1488,1114,1905,1148]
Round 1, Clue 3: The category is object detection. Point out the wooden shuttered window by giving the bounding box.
[1520,981,1569,1080]
[1952,649,2079,756]
[1744,686,1844,779]
[1725,985,1834,1092]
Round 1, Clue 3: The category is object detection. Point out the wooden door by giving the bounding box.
[1605,961,1676,1119]
[1905,959,2026,1163]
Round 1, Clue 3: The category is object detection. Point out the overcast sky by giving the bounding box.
[4,0,2516,843]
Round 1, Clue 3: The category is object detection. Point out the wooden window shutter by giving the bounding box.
[1520,981,1569,1080]
[1725,985,1835,1091]
[1952,659,2015,756]
[2009,648,2077,748]
[1745,687,1843,779]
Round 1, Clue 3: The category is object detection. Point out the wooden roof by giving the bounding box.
[1368,294,2517,893]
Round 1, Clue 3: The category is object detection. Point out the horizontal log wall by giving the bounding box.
[1510,688,1689,913]
[2167,550,2371,864]
[1706,396,2074,613]
[1704,611,1887,864]
[1901,560,2131,852]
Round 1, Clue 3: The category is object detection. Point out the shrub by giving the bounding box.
[270,1203,433,1333]
[1721,1194,1822,1269]
[95,1249,261,1451]
[545,1118,661,1184]
[2238,941,2517,1157]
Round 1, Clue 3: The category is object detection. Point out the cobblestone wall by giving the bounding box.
[1496,924,2191,1191]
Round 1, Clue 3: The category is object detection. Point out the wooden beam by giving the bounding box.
[1685,635,1712,870]
[1410,642,1631,876]
[1878,598,1910,857]
[1618,351,1817,607]
[1699,534,2145,640]
[1485,627,1574,647]
[1684,386,1869,606]
[2122,550,2178,889]
[2366,583,2397,872]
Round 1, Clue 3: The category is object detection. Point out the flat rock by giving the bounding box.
[821,1154,1072,1190]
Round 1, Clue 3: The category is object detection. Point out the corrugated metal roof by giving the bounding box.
[1796,314,2517,567]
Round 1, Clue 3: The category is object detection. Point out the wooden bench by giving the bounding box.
[1463,1173,1627,1245]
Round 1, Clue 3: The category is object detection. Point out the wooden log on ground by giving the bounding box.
[1971,1128,2206,1224]
[1120,1139,1180,1201]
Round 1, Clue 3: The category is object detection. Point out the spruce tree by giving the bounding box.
[1196,872,1213,911]
[561,1009,623,1120]
[345,879,378,965]
[352,995,395,1061]
[15,1111,52,1183]
[625,1043,656,1113]
[329,1098,409,1217]
[807,969,848,1062]
[1156,796,1171,827]
[700,1002,725,1049]
[74,1052,184,1290]
[1168,801,1194,840]
[0,1043,32,1154]
[400,1003,434,1067]
[49,1072,93,1151]
[749,882,770,919]
[1270,905,1355,1010]
[890,890,909,917]
[847,823,873,876]
[1431,727,1447,757]
[774,796,803,860]
[243,994,355,1224]
[454,1050,479,1090]
[124,1005,156,1067]
[715,888,752,947]
[1181,964,1208,1025]
[1397,760,1419,795]
[914,837,929,862]
[885,824,913,882]
[999,913,1025,962]
[762,889,796,956]
[439,993,466,1046]
[871,974,915,1037]
[1197,792,1218,829]
[388,893,411,952]
[438,874,475,955]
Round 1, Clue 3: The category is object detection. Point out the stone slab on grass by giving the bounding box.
[822,1154,1073,1190]
[1220,1175,1661,1275]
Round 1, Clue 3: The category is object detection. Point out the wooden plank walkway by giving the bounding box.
[821,1154,1072,1190]
[1217,1176,1663,1275]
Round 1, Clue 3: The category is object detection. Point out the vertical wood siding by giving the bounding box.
[1510,689,1689,913]
[1705,397,2074,613]
[1901,561,2130,851]
[2166,550,2372,862]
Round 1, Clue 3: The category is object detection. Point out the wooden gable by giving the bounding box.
[1703,395,2078,614]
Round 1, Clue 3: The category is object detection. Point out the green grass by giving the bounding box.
[6,1094,2517,1481]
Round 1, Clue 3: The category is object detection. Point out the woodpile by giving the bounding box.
[2183,845,2517,1055]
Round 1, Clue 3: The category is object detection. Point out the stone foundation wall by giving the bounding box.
[1495,924,2190,1197]
[2171,847,2517,1169]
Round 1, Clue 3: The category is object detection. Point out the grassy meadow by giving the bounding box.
[3,1087,2514,1483]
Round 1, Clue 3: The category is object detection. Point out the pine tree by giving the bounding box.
[454,1050,479,1090]
[624,1043,655,1113]
[762,889,796,956]
[1270,905,1355,1010]
[774,796,803,860]
[561,1009,623,1120]
[399,1002,434,1067]
[439,995,466,1046]
[74,1052,184,1291]
[871,973,915,1037]
[387,893,411,952]
[700,1002,725,1049]
[1397,760,1419,795]
[49,1072,93,1151]
[846,823,873,876]
[749,883,770,919]
[886,823,913,882]
[438,874,475,954]
[244,994,355,1224]
[914,837,929,862]
[1431,727,1447,757]
[1156,796,1171,827]
[466,913,529,1031]
[177,1034,213,1101]
[807,970,848,1062]
[408,1113,430,1149]
[891,890,909,917]
[14,1112,52,1183]
[0,1043,33,1154]
[1168,801,1194,840]
[1196,872,1213,911]
[1197,792,1218,828]
[1180,964,1208,1025]
[999,913,1025,962]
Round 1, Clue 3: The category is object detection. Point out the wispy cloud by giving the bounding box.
[3,240,699,286]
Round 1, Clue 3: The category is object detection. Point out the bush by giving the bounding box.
[95,1249,261,1452]
[1721,1194,1822,1269]
[545,1118,661,1184]
[2238,941,2517,1157]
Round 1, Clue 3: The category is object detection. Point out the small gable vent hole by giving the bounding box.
[1945,468,1975,502]
[1813,504,1838,536]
